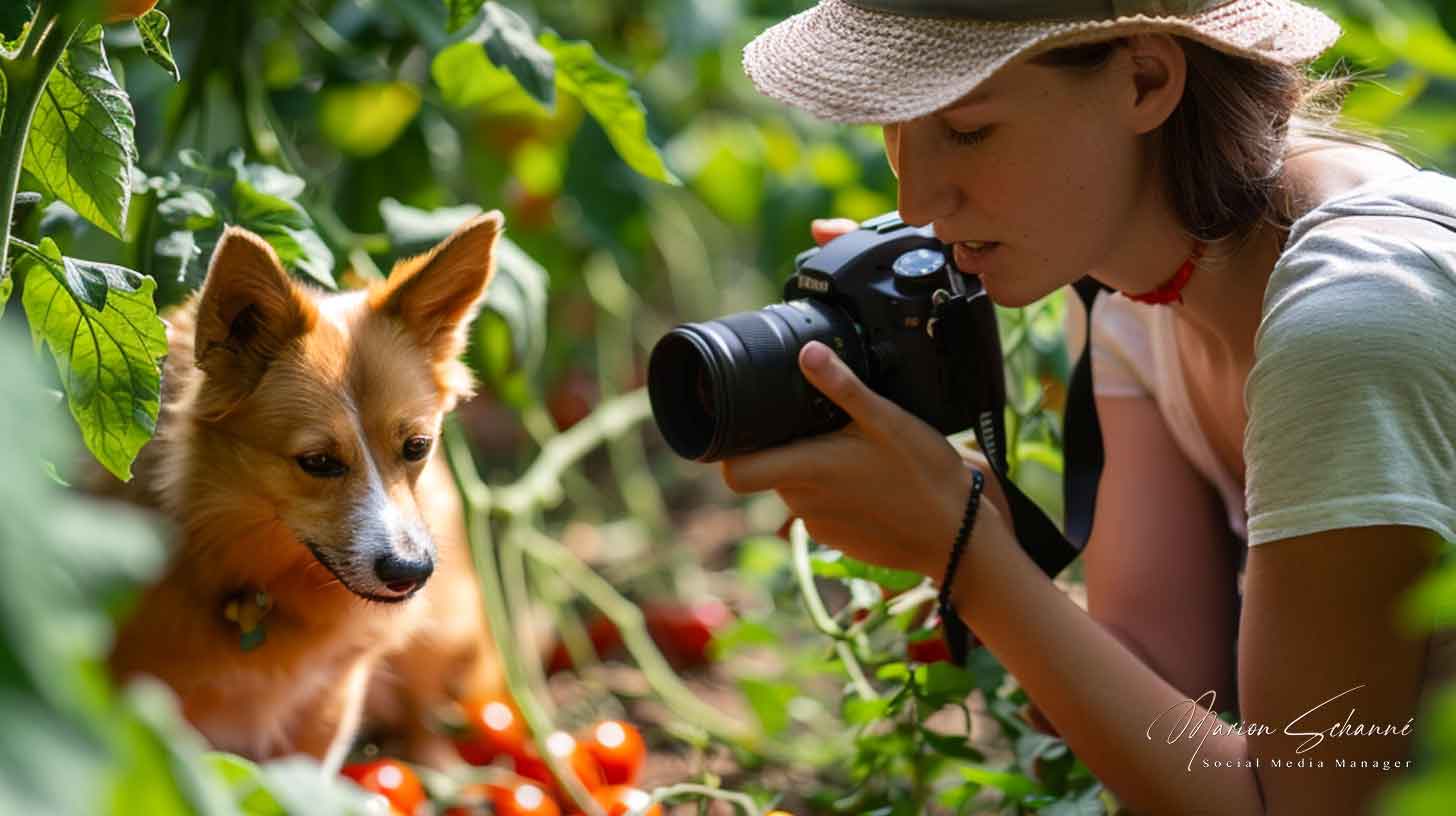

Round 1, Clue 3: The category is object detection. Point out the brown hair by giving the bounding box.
[1029,36,1419,253]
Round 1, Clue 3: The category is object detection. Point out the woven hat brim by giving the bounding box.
[742,0,1342,124]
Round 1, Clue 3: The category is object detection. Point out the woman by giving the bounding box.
[725,1,1456,812]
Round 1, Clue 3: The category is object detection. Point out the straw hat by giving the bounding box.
[742,0,1342,124]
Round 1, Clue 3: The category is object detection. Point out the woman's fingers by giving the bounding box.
[799,341,907,442]
[720,436,836,494]
[811,217,858,246]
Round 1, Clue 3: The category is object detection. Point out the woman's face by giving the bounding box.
[882,41,1178,307]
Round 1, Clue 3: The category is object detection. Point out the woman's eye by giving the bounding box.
[296,453,347,478]
[402,436,432,462]
[947,125,990,146]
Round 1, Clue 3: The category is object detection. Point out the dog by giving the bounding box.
[106,213,507,769]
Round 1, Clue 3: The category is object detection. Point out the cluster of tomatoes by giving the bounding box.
[342,695,657,816]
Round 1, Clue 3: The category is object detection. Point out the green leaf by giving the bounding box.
[810,549,923,592]
[318,82,422,157]
[485,232,549,376]
[157,190,220,231]
[958,765,1045,800]
[229,156,335,288]
[430,39,546,114]
[22,26,137,238]
[445,0,486,33]
[735,535,790,580]
[475,2,555,109]
[1401,560,1456,631]
[921,730,985,761]
[1,0,34,44]
[379,197,484,254]
[915,661,976,702]
[738,678,797,736]
[254,757,380,815]
[49,254,144,312]
[134,10,180,82]
[843,696,893,726]
[205,754,287,815]
[707,619,778,658]
[540,32,679,185]
[0,272,11,318]
[19,239,167,481]
[153,229,203,288]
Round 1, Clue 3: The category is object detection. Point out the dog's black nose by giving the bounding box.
[374,554,434,594]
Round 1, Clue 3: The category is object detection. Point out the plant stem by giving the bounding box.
[442,421,607,816]
[646,783,763,816]
[518,526,759,747]
[789,521,878,701]
[492,389,653,518]
[500,519,555,718]
[0,2,73,281]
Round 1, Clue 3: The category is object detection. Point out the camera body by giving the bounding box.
[784,212,1005,442]
[648,212,1008,466]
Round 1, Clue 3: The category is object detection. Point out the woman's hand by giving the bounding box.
[720,338,1013,579]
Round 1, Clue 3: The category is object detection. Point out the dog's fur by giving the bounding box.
[106,214,507,767]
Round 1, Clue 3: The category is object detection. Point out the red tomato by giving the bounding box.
[643,600,732,667]
[906,632,953,664]
[546,615,625,673]
[573,786,663,816]
[491,780,562,816]
[514,731,607,801]
[545,368,599,431]
[103,0,157,23]
[580,720,646,786]
[455,695,530,766]
[340,759,426,816]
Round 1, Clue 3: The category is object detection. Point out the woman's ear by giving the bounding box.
[1121,34,1187,136]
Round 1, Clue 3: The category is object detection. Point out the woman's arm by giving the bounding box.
[724,335,1441,814]
[951,506,1439,815]
[1083,393,1243,707]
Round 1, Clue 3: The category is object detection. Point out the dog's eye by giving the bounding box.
[402,436,432,462]
[296,453,347,478]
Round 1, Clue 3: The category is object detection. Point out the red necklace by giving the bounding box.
[1124,241,1205,305]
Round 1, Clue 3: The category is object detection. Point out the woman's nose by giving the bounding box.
[889,122,961,228]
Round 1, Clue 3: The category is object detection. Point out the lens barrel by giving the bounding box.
[647,300,868,461]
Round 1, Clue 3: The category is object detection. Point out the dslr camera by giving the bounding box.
[647,212,1007,465]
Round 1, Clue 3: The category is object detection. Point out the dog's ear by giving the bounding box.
[193,227,317,420]
[369,210,503,370]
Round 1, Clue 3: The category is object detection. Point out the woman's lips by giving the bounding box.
[952,241,1000,274]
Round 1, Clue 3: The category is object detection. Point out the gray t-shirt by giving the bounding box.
[1244,168,1456,548]
[1080,167,1456,550]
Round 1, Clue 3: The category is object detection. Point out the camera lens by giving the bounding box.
[648,301,868,461]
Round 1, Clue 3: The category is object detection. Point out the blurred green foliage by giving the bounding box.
[4,0,1456,813]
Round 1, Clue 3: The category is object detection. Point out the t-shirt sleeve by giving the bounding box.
[1243,222,1456,547]
[1088,290,1154,399]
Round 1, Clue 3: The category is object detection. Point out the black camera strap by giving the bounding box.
[933,276,1106,663]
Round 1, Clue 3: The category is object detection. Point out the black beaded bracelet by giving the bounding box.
[937,468,985,664]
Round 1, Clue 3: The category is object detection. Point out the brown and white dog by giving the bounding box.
[106,213,506,768]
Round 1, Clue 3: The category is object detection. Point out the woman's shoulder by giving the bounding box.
[1259,167,1456,355]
